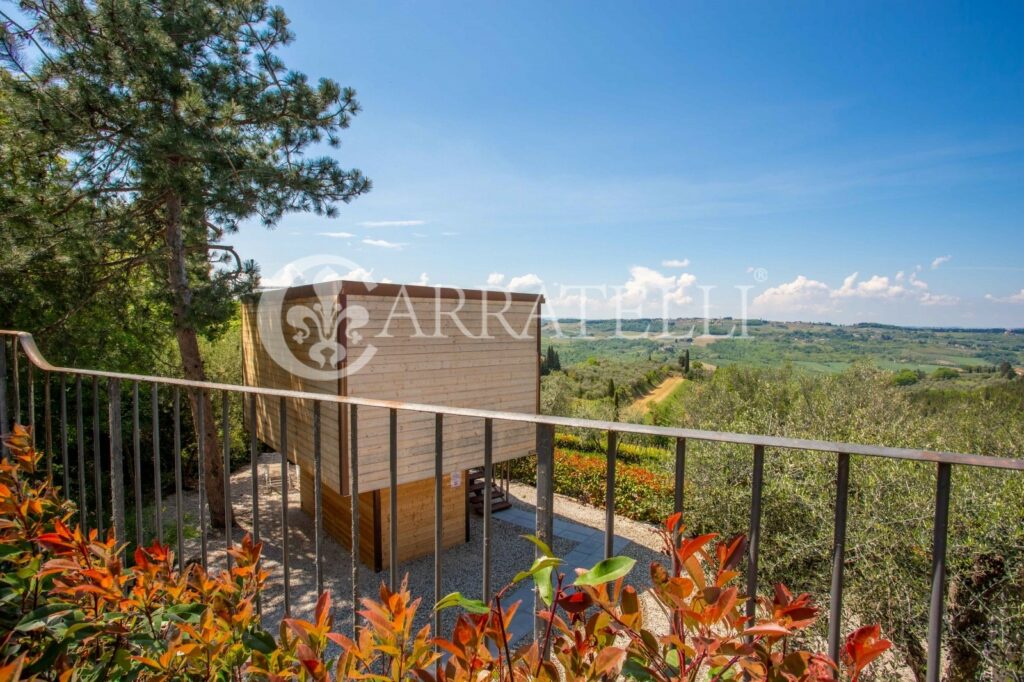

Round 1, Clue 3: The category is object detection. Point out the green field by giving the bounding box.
[543,318,1024,375]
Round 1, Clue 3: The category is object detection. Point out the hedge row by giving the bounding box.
[508,448,675,524]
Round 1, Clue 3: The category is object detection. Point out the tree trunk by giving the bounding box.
[164,190,229,529]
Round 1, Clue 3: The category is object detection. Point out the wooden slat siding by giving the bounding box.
[298,467,376,565]
[347,291,538,491]
[241,286,541,493]
[375,471,468,566]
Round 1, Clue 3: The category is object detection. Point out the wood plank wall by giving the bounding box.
[241,285,541,495]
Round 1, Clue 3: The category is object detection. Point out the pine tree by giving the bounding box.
[2,1,369,526]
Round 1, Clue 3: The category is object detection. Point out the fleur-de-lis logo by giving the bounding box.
[256,256,378,381]
[286,299,370,368]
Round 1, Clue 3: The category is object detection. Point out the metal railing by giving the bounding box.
[1,329,1021,681]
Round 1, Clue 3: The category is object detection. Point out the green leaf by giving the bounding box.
[16,602,75,631]
[521,534,554,558]
[243,628,278,655]
[534,565,555,607]
[573,556,636,587]
[434,591,490,614]
[512,555,562,585]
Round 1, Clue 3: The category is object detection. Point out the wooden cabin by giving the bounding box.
[241,280,542,570]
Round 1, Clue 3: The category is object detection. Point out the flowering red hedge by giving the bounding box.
[510,448,675,523]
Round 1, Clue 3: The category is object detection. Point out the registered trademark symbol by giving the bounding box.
[753,267,768,283]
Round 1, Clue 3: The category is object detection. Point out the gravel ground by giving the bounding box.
[163,454,580,637]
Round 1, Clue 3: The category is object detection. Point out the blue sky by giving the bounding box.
[235,1,1024,326]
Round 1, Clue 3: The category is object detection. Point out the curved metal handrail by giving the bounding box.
[2,329,1021,470]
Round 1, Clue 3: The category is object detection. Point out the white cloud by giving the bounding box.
[317,231,355,239]
[508,273,543,290]
[611,266,697,309]
[931,255,952,270]
[486,272,505,286]
[414,272,429,285]
[359,220,425,227]
[753,276,834,313]
[362,238,407,249]
[441,231,459,237]
[920,292,960,306]
[833,272,906,299]
[753,266,960,315]
[662,258,690,268]
[985,289,1024,304]
[262,263,377,288]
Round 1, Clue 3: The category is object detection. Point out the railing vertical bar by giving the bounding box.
[152,385,161,542]
[279,395,291,616]
[388,408,399,591]
[60,374,69,492]
[247,395,260,544]
[44,372,53,481]
[109,379,126,552]
[746,444,765,622]
[349,404,360,634]
[76,377,88,531]
[92,377,104,536]
[222,391,233,569]
[173,388,185,569]
[313,401,323,595]
[926,463,952,682]
[534,423,555,644]
[0,339,8,458]
[28,362,35,446]
[12,339,20,425]
[433,413,443,638]
[674,437,686,514]
[197,391,208,569]
[0,340,7,445]
[248,394,261,615]
[828,452,851,666]
[482,418,493,602]
[132,381,143,548]
[605,430,617,559]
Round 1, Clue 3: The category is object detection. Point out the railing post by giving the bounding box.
[605,430,617,559]
[109,379,126,552]
[60,375,68,492]
[926,463,952,682]
[434,413,443,637]
[173,388,185,569]
[312,401,323,594]
[534,422,555,640]
[388,408,399,592]
[76,377,88,531]
[483,418,493,603]
[132,382,143,548]
[0,338,8,458]
[197,391,208,569]
[828,452,850,667]
[222,391,233,569]
[746,444,765,622]
[248,394,261,615]
[279,395,290,616]
[151,385,161,543]
[349,403,360,633]
[12,339,20,426]
[674,437,686,515]
[44,372,53,481]
[27,362,35,446]
[93,377,103,536]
